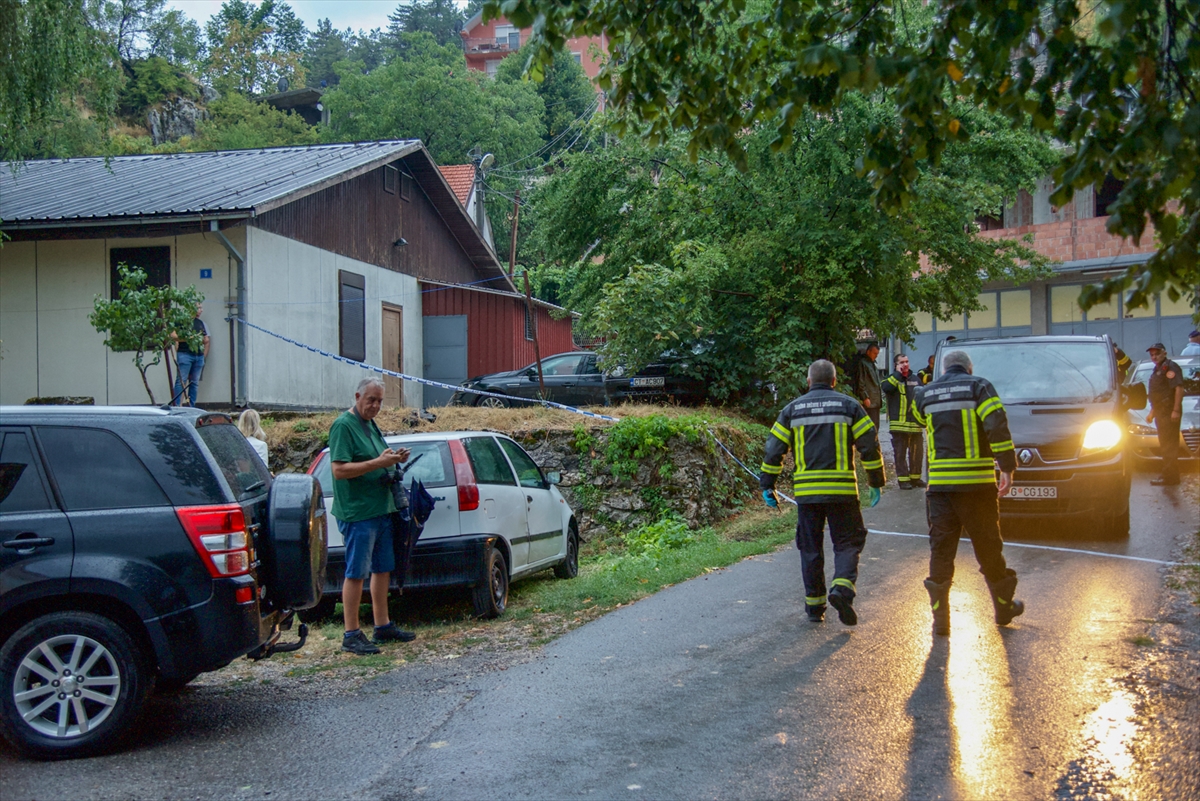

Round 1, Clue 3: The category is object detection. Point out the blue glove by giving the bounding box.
[763,489,778,508]
[868,487,881,507]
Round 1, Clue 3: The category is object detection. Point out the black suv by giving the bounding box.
[0,407,326,759]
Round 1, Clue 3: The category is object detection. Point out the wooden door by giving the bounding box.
[382,306,403,407]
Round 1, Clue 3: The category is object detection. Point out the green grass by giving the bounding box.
[506,510,795,616]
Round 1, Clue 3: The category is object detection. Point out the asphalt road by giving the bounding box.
[3,473,1197,801]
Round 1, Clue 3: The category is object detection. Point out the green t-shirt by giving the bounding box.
[329,409,396,523]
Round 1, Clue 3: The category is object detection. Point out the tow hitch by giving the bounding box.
[246,611,309,660]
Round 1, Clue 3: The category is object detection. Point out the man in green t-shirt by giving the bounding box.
[329,377,412,654]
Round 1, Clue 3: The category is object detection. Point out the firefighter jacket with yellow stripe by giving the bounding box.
[881,369,922,433]
[911,365,1017,491]
[759,384,886,504]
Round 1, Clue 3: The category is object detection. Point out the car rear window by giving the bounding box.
[463,436,517,485]
[944,342,1115,403]
[197,422,271,501]
[37,427,169,511]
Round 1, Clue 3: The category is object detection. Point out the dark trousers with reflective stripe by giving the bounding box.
[890,431,924,482]
[796,502,868,604]
[925,489,1009,585]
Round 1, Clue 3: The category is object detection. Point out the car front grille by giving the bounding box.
[1035,438,1081,462]
[1184,430,1200,455]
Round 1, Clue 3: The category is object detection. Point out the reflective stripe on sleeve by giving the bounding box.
[771,422,791,443]
[851,416,873,437]
[977,397,1004,419]
[991,439,1015,453]
[760,462,784,475]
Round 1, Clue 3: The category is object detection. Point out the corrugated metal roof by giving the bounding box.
[0,140,421,223]
[437,164,476,206]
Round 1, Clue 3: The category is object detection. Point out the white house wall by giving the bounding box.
[244,228,423,409]
[0,232,234,406]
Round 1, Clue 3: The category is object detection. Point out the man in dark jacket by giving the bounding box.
[882,352,925,489]
[761,359,886,626]
[851,342,884,429]
[1145,342,1185,486]
[917,354,935,385]
[912,350,1022,636]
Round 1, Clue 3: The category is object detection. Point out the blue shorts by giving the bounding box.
[339,515,395,580]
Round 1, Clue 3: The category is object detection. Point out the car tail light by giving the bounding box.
[447,440,480,512]
[178,504,254,578]
[306,449,327,475]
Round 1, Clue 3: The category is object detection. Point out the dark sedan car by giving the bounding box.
[450,352,707,408]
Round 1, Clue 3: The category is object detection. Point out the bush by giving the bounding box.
[622,515,695,561]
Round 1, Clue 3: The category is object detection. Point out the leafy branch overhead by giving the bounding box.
[493,0,1200,314]
[89,265,205,404]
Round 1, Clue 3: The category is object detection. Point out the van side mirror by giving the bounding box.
[1122,382,1147,411]
[544,470,562,485]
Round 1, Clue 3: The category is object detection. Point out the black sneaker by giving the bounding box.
[342,629,381,655]
[372,622,416,643]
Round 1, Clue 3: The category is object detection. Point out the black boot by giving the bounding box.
[987,569,1025,626]
[828,586,858,626]
[924,579,951,636]
[805,603,826,622]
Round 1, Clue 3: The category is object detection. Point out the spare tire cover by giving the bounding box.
[263,474,327,609]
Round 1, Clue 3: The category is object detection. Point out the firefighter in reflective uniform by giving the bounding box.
[912,349,1022,636]
[882,352,925,489]
[917,355,935,385]
[1113,344,1133,383]
[760,359,886,626]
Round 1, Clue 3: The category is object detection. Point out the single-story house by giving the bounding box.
[0,140,574,410]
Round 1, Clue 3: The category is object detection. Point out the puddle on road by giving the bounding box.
[1055,683,1141,799]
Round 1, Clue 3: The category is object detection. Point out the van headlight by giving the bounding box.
[1082,420,1122,453]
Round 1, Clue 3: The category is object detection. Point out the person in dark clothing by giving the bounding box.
[1145,343,1185,486]
[912,350,1022,636]
[171,303,210,407]
[760,359,886,626]
[852,342,883,428]
[917,354,935,386]
[882,353,925,489]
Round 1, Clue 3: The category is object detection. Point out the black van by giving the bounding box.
[0,406,326,759]
[932,335,1147,538]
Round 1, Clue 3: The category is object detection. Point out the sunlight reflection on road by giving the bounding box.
[946,584,1016,798]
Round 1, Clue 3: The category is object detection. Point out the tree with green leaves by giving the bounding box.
[493,0,1199,320]
[524,98,1055,405]
[495,46,596,145]
[191,89,318,150]
[204,0,306,94]
[303,18,348,87]
[321,32,543,168]
[0,0,121,162]
[89,265,205,404]
[387,0,466,49]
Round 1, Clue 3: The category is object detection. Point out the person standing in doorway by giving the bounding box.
[882,353,925,490]
[1145,343,1185,487]
[760,359,886,626]
[329,377,415,654]
[172,302,210,407]
[912,350,1022,636]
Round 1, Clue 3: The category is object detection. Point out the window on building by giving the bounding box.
[485,59,501,77]
[1000,290,1032,327]
[911,310,934,333]
[339,270,366,361]
[1160,292,1196,318]
[974,214,1005,231]
[1124,297,1156,318]
[1050,285,1084,323]
[936,310,964,331]
[967,292,997,329]
[400,171,413,202]
[571,52,582,64]
[1095,175,1125,217]
[494,24,516,46]
[1085,295,1119,321]
[110,246,170,300]
[384,164,398,194]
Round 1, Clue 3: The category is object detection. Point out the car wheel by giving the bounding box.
[297,595,338,624]
[471,546,508,618]
[0,612,151,759]
[476,395,510,409]
[553,523,580,580]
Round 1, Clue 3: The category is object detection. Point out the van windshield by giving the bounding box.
[940,341,1115,404]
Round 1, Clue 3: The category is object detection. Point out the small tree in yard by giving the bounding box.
[90,264,205,405]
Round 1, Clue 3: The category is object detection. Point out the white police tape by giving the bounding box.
[229,317,621,422]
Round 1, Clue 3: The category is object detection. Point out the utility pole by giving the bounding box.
[507,189,520,277]
[523,269,545,399]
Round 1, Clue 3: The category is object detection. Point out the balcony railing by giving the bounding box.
[462,33,526,53]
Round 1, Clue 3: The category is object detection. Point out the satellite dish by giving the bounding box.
[479,153,495,170]
[277,76,289,92]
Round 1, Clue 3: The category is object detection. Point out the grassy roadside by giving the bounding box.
[199,507,796,686]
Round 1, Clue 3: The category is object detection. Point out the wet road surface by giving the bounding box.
[2,473,1196,800]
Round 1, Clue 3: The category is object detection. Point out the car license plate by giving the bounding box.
[631,376,665,388]
[1007,486,1057,499]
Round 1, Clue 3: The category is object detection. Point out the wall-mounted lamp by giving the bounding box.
[393,237,408,248]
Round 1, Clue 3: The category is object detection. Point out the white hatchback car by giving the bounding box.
[306,431,579,618]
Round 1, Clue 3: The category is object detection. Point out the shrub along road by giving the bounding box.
[2,474,1196,800]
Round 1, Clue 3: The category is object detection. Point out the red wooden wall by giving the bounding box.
[421,285,576,377]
